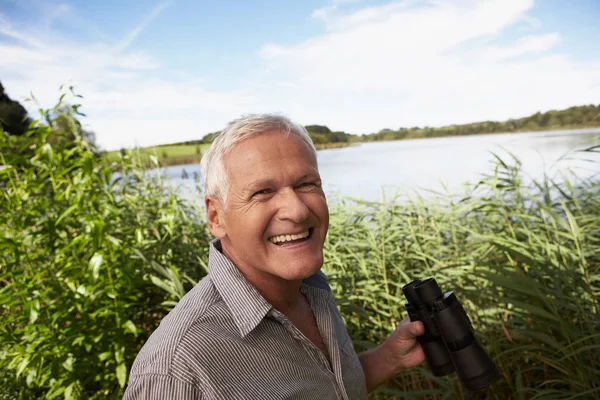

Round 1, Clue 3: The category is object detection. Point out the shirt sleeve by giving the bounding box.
[123,374,202,400]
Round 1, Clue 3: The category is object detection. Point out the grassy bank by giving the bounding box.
[315,142,355,150]
[1,110,599,399]
[103,141,354,167]
[103,124,599,168]
[103,143,209,167]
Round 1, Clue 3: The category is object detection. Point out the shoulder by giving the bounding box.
[128,274,251,395]
[128,276,220,381]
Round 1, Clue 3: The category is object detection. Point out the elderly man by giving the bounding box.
[123,115,425,399]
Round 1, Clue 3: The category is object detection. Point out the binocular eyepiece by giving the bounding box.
[402,278,499,391]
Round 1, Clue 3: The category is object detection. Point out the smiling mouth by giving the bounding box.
[269,228,313,245]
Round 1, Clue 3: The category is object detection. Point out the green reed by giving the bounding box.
[324,154,600,399]
[1,102,598,399]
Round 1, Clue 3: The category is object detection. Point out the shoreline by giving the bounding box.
[105,125,600,168]
[357,125,600,145]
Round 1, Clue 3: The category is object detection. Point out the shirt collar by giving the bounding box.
[208,239,273,337]
[207,238,332,337]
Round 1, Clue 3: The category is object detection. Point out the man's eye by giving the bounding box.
[253,189,272,197]
[298,182,317,190]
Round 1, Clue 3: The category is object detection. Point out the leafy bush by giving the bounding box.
[1,98,598,399]
[0,102,209,399]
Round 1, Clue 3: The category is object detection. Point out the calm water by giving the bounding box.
[161,128,600,203]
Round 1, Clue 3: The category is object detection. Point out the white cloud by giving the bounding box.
[0,4,254,150]
[264,0,537,90]
[517,14,542,30]
[483,33,561,61]
[260,0,600,132]
[311,0,416,31]
[2,0,599,150]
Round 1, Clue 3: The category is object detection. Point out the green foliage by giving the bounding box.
[0,81,32,137]
[0,81,96,148]
[1,98,599,399]
[308,132,328,145]
[103,144,208,167]
[102,125,358,167]
[324,156,600,399]
[200,132,220,144]
[305,125,354,143]
[0,104,210,399]
[156,131,220,148]
[364,104,600,141]
[305,125,332,134]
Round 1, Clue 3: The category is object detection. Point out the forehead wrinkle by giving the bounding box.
[224,135,319,194]
[229,157,283,190]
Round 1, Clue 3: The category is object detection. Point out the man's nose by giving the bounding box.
[276,187,310,223]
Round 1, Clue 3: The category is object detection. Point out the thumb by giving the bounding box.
[396,321,425,340]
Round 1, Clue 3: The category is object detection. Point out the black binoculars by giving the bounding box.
[402,277,499,391]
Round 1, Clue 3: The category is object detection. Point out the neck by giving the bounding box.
[249,274,304,314]
[221,244,304,314]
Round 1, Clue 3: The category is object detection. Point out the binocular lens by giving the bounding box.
[402,279,455,377]
[413,278,443,304]
[453,342,500,391]
[402,277,499,391]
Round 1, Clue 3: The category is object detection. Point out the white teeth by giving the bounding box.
[269,230,310,244]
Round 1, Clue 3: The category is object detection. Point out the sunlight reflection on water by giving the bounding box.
[157,128,600,204]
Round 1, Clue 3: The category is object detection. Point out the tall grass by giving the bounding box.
[1,103,598,399]
[0,105,210,399]
[325,155,600,399]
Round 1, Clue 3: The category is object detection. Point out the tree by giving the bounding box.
[201,132,220,144]
[304,125,332,134]
[0,81,32,136]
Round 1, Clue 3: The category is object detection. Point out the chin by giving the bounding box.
[279,258,323,281]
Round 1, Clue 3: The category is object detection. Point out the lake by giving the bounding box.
[160,128,600,203]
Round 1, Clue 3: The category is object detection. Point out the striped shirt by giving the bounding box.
[123,239,368,400]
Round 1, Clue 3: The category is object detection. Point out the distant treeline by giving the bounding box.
[163,125,356,146]
[160,131,220,147]
[304,125,356,145]
[166,104,600,148]
[363,104,600,142]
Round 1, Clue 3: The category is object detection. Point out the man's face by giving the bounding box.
[208,132,329,282]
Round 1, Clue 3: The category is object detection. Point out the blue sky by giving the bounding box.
[1,0,599,150]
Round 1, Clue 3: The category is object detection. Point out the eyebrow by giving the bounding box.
[242,179,278,195]
[241,172,321,194]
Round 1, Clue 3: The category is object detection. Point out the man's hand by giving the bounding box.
[382,317,426,373]
[358,318,425,392]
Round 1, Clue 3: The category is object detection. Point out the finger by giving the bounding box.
[409,346,426,366]
[396,321,425,340]
[413,321,425,336]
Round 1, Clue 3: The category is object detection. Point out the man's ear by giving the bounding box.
[205,196,227,238]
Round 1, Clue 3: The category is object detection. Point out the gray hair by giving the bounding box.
[200,114,317,203]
